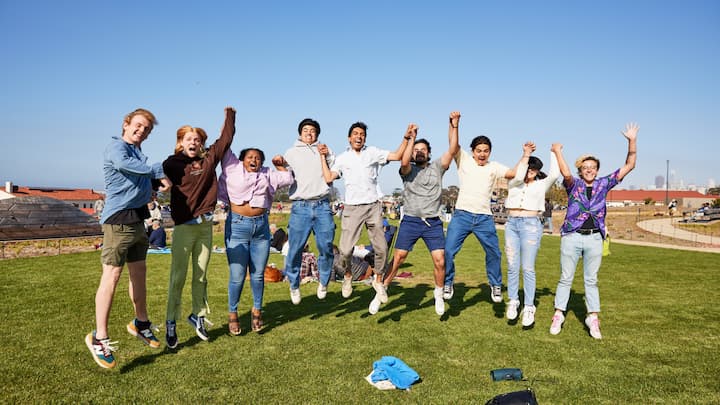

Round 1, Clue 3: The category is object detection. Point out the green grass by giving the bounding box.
[1,222,719,404]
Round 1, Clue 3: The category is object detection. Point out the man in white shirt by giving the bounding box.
[320,121,412,312]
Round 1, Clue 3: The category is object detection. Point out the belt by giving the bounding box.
[576,228,600,235]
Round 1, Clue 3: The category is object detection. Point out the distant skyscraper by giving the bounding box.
[655,175,665,189]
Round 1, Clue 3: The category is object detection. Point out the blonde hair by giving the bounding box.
[175,125,208,156]
[575,154,600,173]
[122,108,157,134]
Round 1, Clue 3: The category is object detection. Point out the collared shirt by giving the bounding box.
[454,149,509,215]
[401,159,446,218]
[218,150,294,209]
[505,153,560,212]
[331,145,389,205]
[284,140,335,201]
[100,136,165,224]
[560,169,622,239]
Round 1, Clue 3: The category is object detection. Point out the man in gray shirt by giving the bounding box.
[381,112,461,316]
[280,118,335,305]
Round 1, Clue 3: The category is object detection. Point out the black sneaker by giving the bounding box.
[166,320,178,349]
[187,314,211,341]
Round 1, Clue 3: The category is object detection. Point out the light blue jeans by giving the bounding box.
[444,210,502,287]
[286,199,335,290]
[554,232,604,313]
[225,212,270,312]
[504,216,543,305]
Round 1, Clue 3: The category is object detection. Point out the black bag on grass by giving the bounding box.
[485,388,538,405]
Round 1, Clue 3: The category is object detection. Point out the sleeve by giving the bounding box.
[508,161,528,188]
[106,142,162,178]
[206,111,236,166]
[541,152,561,192]
[269,168,295,188]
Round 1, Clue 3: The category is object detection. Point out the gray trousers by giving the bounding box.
[338,201,387,276]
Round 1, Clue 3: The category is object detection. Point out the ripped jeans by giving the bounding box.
[504,216,543,306]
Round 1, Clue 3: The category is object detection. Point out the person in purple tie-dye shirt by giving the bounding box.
[549,123,639,340]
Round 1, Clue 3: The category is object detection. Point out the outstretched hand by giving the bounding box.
[622,122,639,140]
[406,124,418,139]
[551,143,563,153]
[522,141,536,156]
[271,155,286,167]
[449,111,461,127]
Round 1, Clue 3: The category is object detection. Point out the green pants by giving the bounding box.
[166,221,212,321]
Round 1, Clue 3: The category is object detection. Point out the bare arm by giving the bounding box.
[386,126,414,161]
[439,111,461,169]
[318,143,338,183]
[617,122,639,181]
[271,155,288,172]
[399,124,418,176]
[552,143,573,187]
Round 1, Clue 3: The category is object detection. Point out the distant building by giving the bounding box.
[2,181,104,216]
[654,175,664,189]
[606,189,710,209]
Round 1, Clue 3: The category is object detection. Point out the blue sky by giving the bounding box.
[1,1,718,195]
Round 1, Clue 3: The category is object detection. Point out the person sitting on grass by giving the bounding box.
[148,219,167,249]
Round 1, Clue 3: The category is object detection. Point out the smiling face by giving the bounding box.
[579,159,599,184]
[181,131,203,158]
[299,124,318,145]
[122,115,152,146]
[472,143,491,166]
[348,127,366,152]
[242,149,263,172]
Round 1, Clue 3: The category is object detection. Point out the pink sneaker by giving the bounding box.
[549,313,565,335]
[585,315,602,339]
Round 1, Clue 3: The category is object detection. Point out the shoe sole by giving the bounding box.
[372,281,388,304]
[85,333,116,369]
[186,318,209,341]
[434,298,445,316]
[368,297,381,315]
[126,324,161,348]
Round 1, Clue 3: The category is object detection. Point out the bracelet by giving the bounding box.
[450,125,458,129]
[404,136,412,140]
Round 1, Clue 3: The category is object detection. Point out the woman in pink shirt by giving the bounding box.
[219,148,293,335]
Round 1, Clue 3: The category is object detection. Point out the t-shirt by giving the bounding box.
[454,149,509,215]
[401,160,446,218]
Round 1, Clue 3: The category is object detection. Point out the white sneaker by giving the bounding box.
[506,299,520,320]
[585,315,602,339]
[290,288,301,305]
[549,312,565,335]
[372,277,388,304]
[491,285,503,303]
[341,276,353,298]
[433,287,445,316]
[442,284,454,300]
[368,296,381,315]
[521,305,536,327]
[316,284,327,300]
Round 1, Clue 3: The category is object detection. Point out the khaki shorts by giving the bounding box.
[101,223,149,266]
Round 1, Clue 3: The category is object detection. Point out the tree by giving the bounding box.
[441,185,459,210]
[644,197,654,205]
[707,187,720,196]
[546,183,567,208]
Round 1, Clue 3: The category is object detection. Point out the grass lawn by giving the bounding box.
[1,222,718,404]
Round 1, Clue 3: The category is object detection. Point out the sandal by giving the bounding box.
[228,312,241,336]
[251,308,263,332]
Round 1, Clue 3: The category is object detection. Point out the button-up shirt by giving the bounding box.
[560,169,621,239]
[218,150,294,209]
[331,145,389,205]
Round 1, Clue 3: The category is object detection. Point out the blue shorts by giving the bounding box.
[394,215,445,252]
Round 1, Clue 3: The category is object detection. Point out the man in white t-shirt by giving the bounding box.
[320,121,412,313]
[443,134,523,304]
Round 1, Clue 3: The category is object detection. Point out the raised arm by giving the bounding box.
[439,111,461,169]
[318,143,338,183]
[399,124,418,176]
[505,142,535,180]
[617,122,639,181]
[552,143,573,187]
[386,125,414,161]
[207,106,236,161]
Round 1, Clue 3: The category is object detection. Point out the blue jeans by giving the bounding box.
[554,232,603,312]
[504,216,543,305]
[225,212,270,312]
[444,210,502,287]
[286,199,335,289]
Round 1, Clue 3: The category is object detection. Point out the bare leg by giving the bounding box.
[384,249,409,288]
[127,260,149,322]
[430,249,445,288]
[95,264,123,339]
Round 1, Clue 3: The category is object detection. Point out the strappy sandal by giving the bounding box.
[251,308,263,332]
[228,312,241,336]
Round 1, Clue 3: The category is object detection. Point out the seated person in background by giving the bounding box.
[332,245,373,282]
[269,223,287,253]
[148,219,167,249]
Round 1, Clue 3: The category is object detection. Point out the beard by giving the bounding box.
[413,153,428,164]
